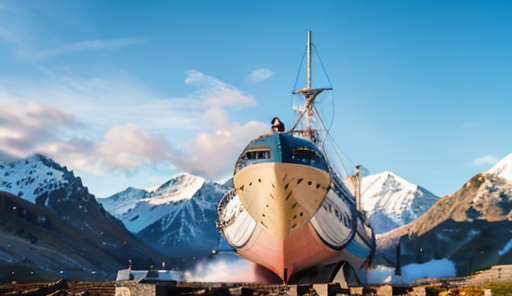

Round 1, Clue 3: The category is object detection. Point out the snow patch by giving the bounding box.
[0,155,68,204]
[488,153,512,183]
[366,266,395,284]
[401,259,456,283]
[99,172,226,235]
[348,171,438,234]
[149,175,205,205]
[499,237,512,256]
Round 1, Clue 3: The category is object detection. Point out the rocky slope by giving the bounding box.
[0,155,172,283]
[376,154,512,277]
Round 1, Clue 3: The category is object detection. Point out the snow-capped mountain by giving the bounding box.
[0,154,70,205]
[99,173,231,259]
[375,152,512,279]
[354,172,439,234]
[376,171,512,278]
[0,154,171,281]
[0,154,95,225]
[488,152,512,183]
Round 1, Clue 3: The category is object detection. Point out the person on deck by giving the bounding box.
[271,117,285,132]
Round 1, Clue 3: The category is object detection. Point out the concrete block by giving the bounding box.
[286,285,298,296]
[115,287,131,296]
[313,284,328,296]
[350,287,363,296]
[115,281,155,296]
[412,286,426,296]
[376,285,392,296]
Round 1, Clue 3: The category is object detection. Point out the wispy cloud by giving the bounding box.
[170,118,267,179]
[248,68,274,82]
[18,36,150,60]
[470,155,499,166]
[186,69,257,108]
[0,101,80,159]
[0,104,172,174]
[171,70,267,178]
[0,69,199,135]
[96,124,171,171]
[0,70,267,180]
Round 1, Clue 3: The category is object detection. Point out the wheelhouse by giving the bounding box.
[235,132,329,174]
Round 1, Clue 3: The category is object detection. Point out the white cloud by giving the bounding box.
[0,101,173,173]
[185,69,257,108]
[97,124,171,171]
[248,68,274,82]
[471,155,499,166]
[167,71,268,179]
[170,119,268,179]
[17,36,150,60]
[0,70,267,180]
[0,101,80,159]
[35,124,173,176]
[0,70,204,137]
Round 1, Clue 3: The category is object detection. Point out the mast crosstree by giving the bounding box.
[290,31,332,136]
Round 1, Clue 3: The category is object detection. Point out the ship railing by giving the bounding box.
[289,129,324,145]
[216,188,239,229]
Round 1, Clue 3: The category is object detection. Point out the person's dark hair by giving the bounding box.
[271,117,285,132]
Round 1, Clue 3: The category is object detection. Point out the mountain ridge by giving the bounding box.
[376,169,512,277]
[346,171,439,234]
[98,172,230,258]
[0,154,174,283]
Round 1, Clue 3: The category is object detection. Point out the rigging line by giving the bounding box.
[291,46,307,95]
[312,44,335,132]
[290,46,308,123]
[329,133,356,169]
[312,104,329,143]
[327,135,349,176]
[327,89,335,132]
[316,99,355,174]
[312,44,333,89]
[313,103,353,177]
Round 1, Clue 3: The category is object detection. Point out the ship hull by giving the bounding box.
[220,185,374,283]
[233,217,342,282]
[234,162,330,240]
[218,133,375,284]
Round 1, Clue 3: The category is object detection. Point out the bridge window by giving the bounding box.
[237,149,271,171]
[244,150,271,160]
[292,148,318,164]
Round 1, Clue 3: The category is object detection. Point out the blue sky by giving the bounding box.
[0,0,511,197]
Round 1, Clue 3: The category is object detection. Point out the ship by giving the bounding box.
[217,31,375,284]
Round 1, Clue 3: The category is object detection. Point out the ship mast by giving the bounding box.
[290,31,332,139]
[307,30,311,89]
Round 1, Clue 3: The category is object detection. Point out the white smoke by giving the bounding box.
[184,254,277,284]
